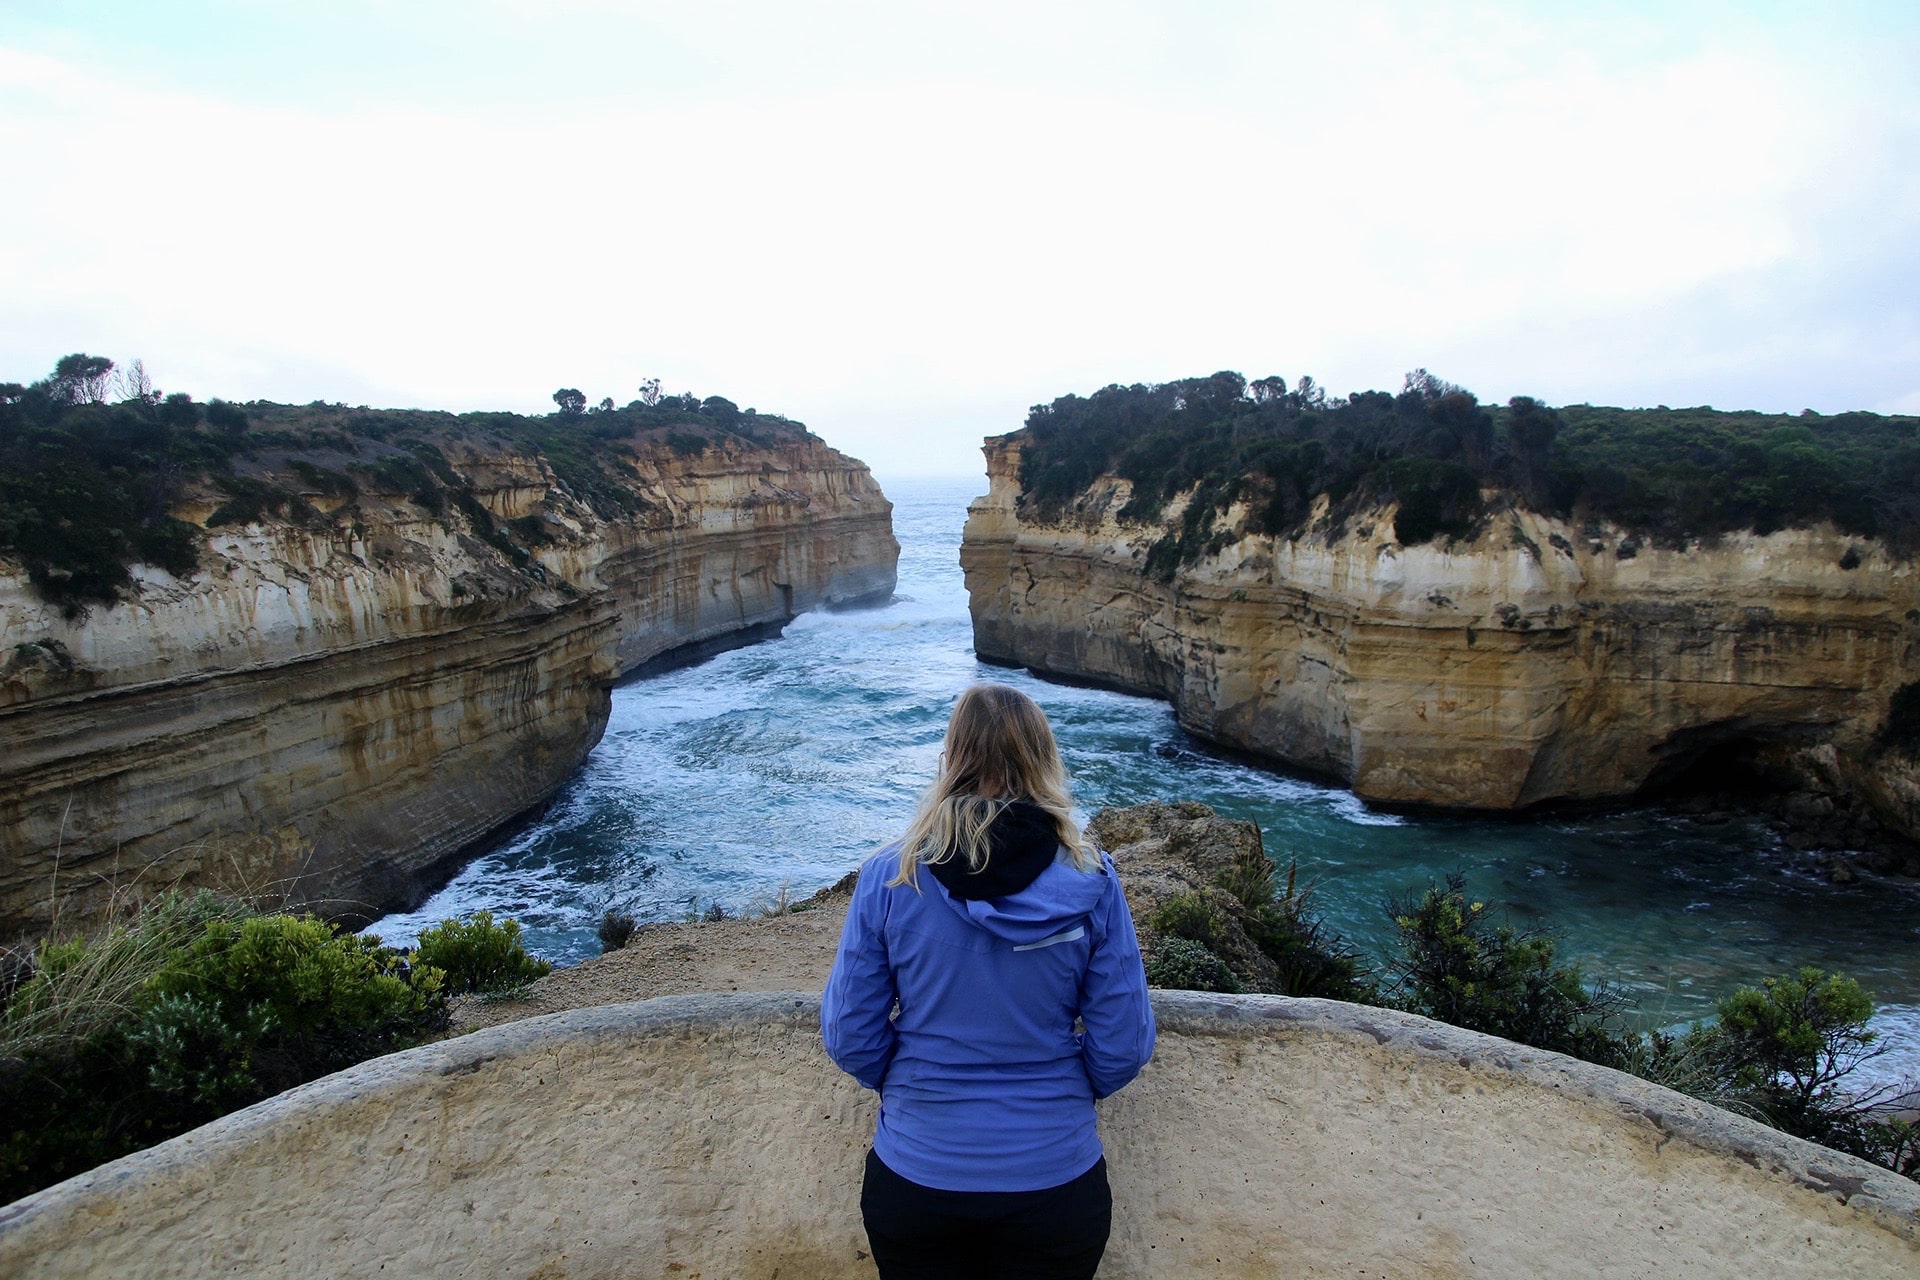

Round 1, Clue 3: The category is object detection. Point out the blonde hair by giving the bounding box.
[890,683,1097,889]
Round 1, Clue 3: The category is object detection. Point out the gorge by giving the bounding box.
[0,399,897,939]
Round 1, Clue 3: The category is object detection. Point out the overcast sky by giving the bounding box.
[3,1,1917,481]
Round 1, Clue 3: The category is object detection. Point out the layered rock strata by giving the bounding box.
[0,435,895,936]
[963,436,1920,838]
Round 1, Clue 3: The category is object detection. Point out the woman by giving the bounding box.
[822,682,1156,1280]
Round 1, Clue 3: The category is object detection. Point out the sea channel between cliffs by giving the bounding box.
[6,409,1920,1259]
[371,477,1920,1082]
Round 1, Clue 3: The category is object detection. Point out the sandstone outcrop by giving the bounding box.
[1087,800,1289,991]
[0,433,896,937]
[964,435,1920,839]
[4,992,1915,1277]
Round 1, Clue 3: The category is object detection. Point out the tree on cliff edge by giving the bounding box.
[51,353,115,405]
[552,388,586,416]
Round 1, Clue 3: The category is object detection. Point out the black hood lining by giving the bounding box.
[927,800,1061,901]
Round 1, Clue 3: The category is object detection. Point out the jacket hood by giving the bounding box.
[928,800,1059,901]
[929,802,1110,945]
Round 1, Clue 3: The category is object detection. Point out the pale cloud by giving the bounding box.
[2,3,1915,478]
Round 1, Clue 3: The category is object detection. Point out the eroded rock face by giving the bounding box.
[0,436,896,936]
[963,435,1920,833]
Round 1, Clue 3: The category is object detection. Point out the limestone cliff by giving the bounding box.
[0,433,896,937]
[963,435,1920,839]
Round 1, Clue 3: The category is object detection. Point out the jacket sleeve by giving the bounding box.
[1078,855,1156,1100]
[821,857,898,1090]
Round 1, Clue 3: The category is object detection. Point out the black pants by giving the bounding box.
[860,1148,1112,1280]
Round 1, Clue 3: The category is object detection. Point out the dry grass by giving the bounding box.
[1,889,250,1069]
[751,880,802,918]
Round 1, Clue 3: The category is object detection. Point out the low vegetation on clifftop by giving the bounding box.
[0,353,820,613]
[1105,802,1920,1183]
[0,893,548,1205]
[5,803,1915,1208]
[1015,369,1920,571]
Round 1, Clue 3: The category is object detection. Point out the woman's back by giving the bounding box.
[821,682,1155,1279]
[824,822,1153,1191]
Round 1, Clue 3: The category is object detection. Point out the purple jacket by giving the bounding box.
[821,843,1156,1192]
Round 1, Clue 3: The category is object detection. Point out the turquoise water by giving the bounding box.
[371,476,1920,1079]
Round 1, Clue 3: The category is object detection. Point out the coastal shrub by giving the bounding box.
[598,910,638,953]
[1367,877,1917,1181]
[1144,936,1240,993]
[1385,874,1630,1066]
[204,399,248,435]
[1146,850,1370,1001]
[0,890,250,1069]
[0,898,449,1205]
[147,915,446,1087]
[1611,967,1919,1177]
[1869,1118,1920,1179]
[288,459,357,498]
[1386,457,1483,546]
[206,475,294,527]
[124,992,275,1112]
[1694,968,1899,1157]
[1151,892,1235,958]
[1228,860,1370,1002]
[1615,1022,1760,1120]
[507,512,554,546]
[0,366,213,609]
[413,911,551,995]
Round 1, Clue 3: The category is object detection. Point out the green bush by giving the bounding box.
[0,897,452,1205]
[1150,854,1918,1183]
[413,911,551,995]
[1385,873,1629,1066]
[1144,936,1240,993]
[1387,457,1483,545]
[1242,898,1368,1002]
[1,890,250,1067]
[147,914,445,1088]
[1702,968,1893,1153]
[1150,892,1235,957]
[1613,966,1917,1177]
[124,992,274,1111]
[1149,858,1370,1001]
[1373,881,1917,1181]
[205,475,294,527]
